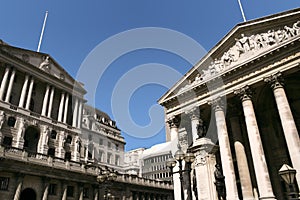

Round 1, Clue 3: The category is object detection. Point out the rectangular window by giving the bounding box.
[0,177,9,190]
[107,153,112,164]
[2,136,12,147]
[49,184,57,195]
[83,187,89,198]
[67,186,74,197]
[115,155,120,166]
[115,144,119,151]
[108,142,111,149]
[99,138,103,145]
[99,151,103,162]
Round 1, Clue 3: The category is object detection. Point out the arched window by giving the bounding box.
[66,135,72,144]
[7,116,16,127]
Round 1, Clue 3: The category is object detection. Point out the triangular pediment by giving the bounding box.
[0,44,85,93]
[158,8,300,105]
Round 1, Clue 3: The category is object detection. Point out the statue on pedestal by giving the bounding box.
[214,164,226,200]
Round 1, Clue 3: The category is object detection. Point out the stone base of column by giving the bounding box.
[259,197,276,200]
[190,137,219,200]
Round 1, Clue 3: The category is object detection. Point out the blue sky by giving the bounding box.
[0,1,299,151]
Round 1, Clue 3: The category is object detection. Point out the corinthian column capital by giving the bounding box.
[208,97,225,112]
[264,72,284,90]
[166,115,180,128]
[186,107,200,121]
[234,85,253,102]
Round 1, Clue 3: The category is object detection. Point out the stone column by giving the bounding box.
[47,87,55,118]
[209,98,239,200]
[42,183,49,200]
[77,100,83,128]
[79,187,83,200]
[19,75,29,107]
[188,108,200,143]
[167,116,180,142]
[63,93,69,123]
[229,116,254,200]
[58,92,65,122]
[5,68,16,102]
[234,86,276,199]
[72,98,78,127]
[265,73,300,188]
[25,77,34,110]
[13,176,23,200]
[42,85,50,116]
[167,116,182,200]
[62,185,67,200]
[94,188,99,200]
[0,67,10,100]
[191,138,218,200]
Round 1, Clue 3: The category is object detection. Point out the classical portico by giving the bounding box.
[159,9,300,200]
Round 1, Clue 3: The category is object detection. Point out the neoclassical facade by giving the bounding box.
[159,8,300,200]
[0,41,173,199]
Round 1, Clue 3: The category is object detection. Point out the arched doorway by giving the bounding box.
[20,188,36,200]
[24,126,40,153]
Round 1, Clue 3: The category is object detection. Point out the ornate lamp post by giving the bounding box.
[278,164,299,200]
[97,167,118,200]
[166,145,195,200]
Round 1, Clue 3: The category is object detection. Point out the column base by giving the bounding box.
[259,196,276,200]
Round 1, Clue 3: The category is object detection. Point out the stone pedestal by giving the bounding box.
[190,138,218,200]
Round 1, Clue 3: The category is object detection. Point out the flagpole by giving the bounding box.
[37,11,48,52]
[237,0,247,22]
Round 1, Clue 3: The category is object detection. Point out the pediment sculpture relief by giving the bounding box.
[178,21,300,93]
[39,55,51,72]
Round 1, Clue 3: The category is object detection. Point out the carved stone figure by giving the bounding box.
[39,56,50,71]
[18,118,27,138]
[214,164,226,200]
[239,34,250,52]
[293,21,300,35]
[284,25,296,38]
[196,119,207,139]
[43,126,50,145]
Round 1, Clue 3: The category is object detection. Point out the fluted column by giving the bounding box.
[72,98,78,127]
[209,98,239,200]
[63,93,69,123]
[13,176,23,200]
[0,67,10,100]
[77,100,83,128]
[265,73,300,188]
[47,87,55,118]
[42,85,50,116]
[5,68,16,102]
[58,92,65,122]
[234,86,275,199]
[25,77,34,110]
[19,75,29,107]
[229,116,254,200]
[167,116,181,200]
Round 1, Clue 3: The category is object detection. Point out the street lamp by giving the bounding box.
[97,167,118,200]
[279,164,299,200]
[166,145,195,200]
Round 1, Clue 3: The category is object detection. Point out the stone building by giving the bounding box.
[159,8,300,200]
[0,41,173,199]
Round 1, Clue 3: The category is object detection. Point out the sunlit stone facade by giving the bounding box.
[159,8,300,200]
[0,41,173,200]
